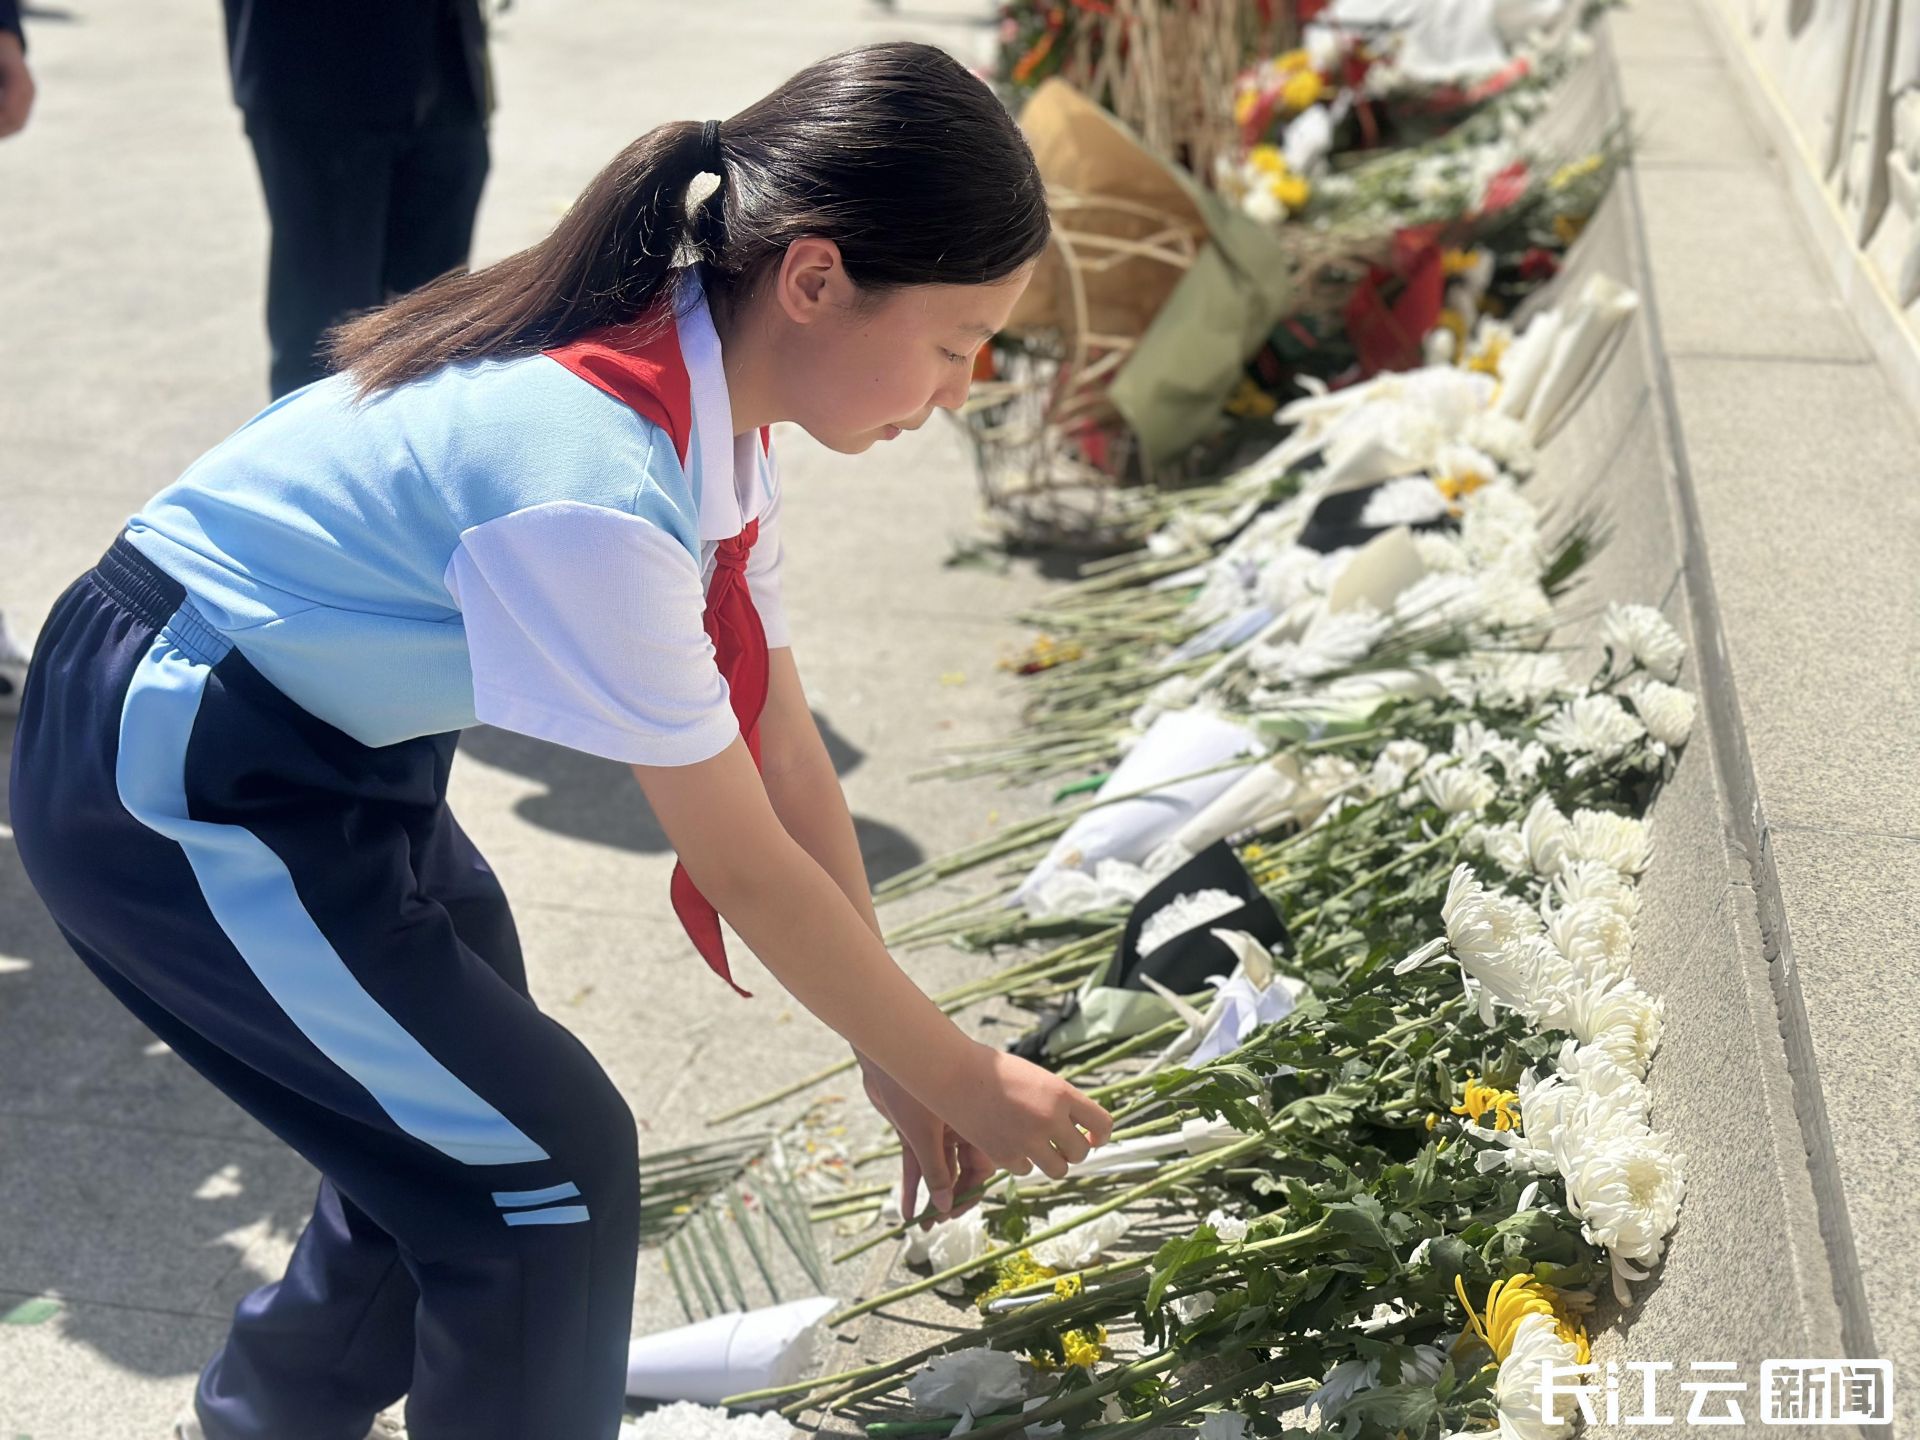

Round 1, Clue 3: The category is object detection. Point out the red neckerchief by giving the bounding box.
[546,314,771,998]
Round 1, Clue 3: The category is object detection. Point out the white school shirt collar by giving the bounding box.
[671,266,772,544]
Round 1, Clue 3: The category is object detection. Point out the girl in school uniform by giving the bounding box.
[8,41,1111,1440]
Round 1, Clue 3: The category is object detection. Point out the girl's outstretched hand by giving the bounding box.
[927,1041,1113,1183]
[860,1058,997,1229]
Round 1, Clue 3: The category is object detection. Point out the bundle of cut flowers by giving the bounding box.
[694,246,1688,1435]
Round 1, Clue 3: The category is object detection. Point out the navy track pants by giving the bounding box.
[8,539,640,1440]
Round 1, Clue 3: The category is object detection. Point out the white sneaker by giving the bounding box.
[0,610,29,719]
[172,1407,406,1439]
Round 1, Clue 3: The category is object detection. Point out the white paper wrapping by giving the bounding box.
[1012,709,1264,909]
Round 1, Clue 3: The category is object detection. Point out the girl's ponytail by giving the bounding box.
[326,120,719,397]
[330,42,1049,398]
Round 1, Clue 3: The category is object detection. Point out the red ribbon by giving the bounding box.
[667,516,767,998]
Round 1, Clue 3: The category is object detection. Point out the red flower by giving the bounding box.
[1478,160,1531,218]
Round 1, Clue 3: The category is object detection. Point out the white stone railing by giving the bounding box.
[1703,0,1920,397]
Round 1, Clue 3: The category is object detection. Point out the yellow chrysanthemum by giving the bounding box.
[1463,330,1509,378]
[1450,1074,1521,1131]
[976,1249,1058,1311]
[1224,377,1279,419]
[1276,48,1311,72]
[1247,144,1289,178]
[1064,1326,1107,1369]
[1281,69,1324,112]
[1455,1273,1592,1366]
[1234,87,1259,126]
[1270,172,1311,211]
[1550,153,1604,190]
[1442,246,1485,277]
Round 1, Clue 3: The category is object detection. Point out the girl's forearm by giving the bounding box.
[705,818,974,1100]
[761,746,883,941]
[760,739,887,1072]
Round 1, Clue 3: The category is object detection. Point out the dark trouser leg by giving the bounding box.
[8,548,639,1440]
[381,119,489,299]
[244,117,393,399]
[198,804,534,1433]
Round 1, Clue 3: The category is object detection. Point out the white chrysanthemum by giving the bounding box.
[1553,1123,1688,1307]
[906,1347,1027,1416]
[1461,409,1537,472]
[1472,1062,1646,1177]
[1451,719,1524,776]
[1626,677,1697,747]
[1557,977,1664,1078]
[1459,483,1543,571]
[1368,738,1431,797]
[1550,1037,1651,1120]
[1470,821,1530,874]
[1473,568,1556,632]
[1509,741,1552,785]
[1170,1289,1218,1324]
[1443,868,1568,1024]
[1030,1206,1132,1270]
[1137,888,1243,958]
[1494,1312,1584,1439]
[621,1403,799,1439]
[1473,651,1572,707]
[1603,603,1686,682]
[1563,809,1653,876]
[1546,858,1641,925]
[1412,529,1473,573]
[1520,794,1572,876]
[1544,898,1634,987]
[1422,763,1497,815]
[1360,476,1451,527]
[1205,1207,1251,1243]
[1538,694,1646,763]
[901,1206,991,1272]
[1442,865,1544,966]
[1195,1413,1250,1440]
[1248,606,1392,683]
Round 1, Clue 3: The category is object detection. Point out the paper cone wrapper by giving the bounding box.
[625,1295,837,1408]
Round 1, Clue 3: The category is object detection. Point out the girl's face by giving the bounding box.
[763,239,1037,455]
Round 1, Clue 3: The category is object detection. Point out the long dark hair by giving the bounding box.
[327,41,1050,396]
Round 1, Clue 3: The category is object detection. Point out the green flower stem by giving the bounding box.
[754,1277,1133,1414]
[991,1213,1333,1304]
[825,1133,1268,1325]
[1288,831,1456,930]
[1090,1358,1316,1440]
[959,1348,1182,1440]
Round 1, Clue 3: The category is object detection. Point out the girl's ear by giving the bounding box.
[775,236,846,324]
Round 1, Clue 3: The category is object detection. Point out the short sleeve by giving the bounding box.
[745,441,791,650]
[445,501,741,766]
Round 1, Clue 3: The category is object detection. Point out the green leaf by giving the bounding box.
[1338,1380,1443,1432]
[1146,1226,1221,1310]
[1321,1196,1397,1260]
[3,1298,59,1326]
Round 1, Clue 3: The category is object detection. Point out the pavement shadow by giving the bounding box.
[0,723,321,1381]
[454,710,926,883]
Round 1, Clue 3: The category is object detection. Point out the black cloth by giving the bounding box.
[248,111,488,398]
[222,0,491,131]
[1011,842,1292,1066]
[0,0,21,49]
